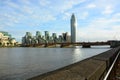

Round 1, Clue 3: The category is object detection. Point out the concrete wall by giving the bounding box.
[29,47,120,80]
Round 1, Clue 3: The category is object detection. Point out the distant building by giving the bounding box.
[22,32,32,45]
[22,31,70,45]
[71,13,77,43]
[0,31,16,46]
[45,31,50,42]
[36,31,42,44]
[66,35,71,43]
[58,35,63,43]
[52,33,57,43]
[36,31,42,38]
[62,32,71,43]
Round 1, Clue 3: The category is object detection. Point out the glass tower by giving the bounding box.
[71,13,77,43]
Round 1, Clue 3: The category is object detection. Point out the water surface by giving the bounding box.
[0,46,110,79]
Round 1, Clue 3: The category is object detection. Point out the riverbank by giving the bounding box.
[29,47,120,80]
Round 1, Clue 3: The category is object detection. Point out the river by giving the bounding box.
[0,46,110,80]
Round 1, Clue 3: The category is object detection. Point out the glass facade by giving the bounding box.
[22,31,71,45]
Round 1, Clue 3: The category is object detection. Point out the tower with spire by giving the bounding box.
[71,13,77,43]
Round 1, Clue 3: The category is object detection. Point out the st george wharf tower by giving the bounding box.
[71,13,77,43]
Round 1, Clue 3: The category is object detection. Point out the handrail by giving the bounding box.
[104,51,120,80]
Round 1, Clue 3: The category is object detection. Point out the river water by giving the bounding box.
[0,46,110,79]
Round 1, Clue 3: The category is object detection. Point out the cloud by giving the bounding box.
[85,0,118,15]
[80,12,89,19]
[62,12,71,20]
[39,0,50,7]
[48,0,86,14]
[77,13,120,41]
[86,3,96,9]
[22,6,34,14]
[31,13,56,22]
[0,0,57,29]
[0,11,26,27]
[112,13,120,19]
[4,0,20,9]
[20,0,31,5]
[102,5,114,15]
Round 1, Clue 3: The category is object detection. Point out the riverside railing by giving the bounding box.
[104,51,120,80]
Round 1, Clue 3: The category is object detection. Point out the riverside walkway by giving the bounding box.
[29,47,120,80]
[116,60,120,80]
[104,47,120,80]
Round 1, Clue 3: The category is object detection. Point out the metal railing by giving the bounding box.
[104,51,120,80]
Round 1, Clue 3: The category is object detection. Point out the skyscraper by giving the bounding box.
[71,13,77,43]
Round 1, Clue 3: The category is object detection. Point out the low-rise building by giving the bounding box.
[0,31,17,46]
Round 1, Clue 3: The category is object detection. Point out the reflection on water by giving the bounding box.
[72,48,83,62]
[0,46,109,79]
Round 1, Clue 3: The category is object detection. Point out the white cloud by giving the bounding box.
[1,12,24,25]
[20,0,31,5]
[79,12,89,19]
[44,14,56,21]
[62,12,71,20]
[102,5,114,15]
[112,13,120,19]
[86,0,118,16]
[31,14,56,22]
[77,14,120,41]
[22,6,34,14]
[49,0,86,14]
[5,1,20,9]
[77,26,120,41]
[86,3,96,9]
[39,0,50,6]
[4,22,14,27]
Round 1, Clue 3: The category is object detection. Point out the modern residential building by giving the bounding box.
[22,31,70,45]
[22,32,32,45]
[36,31,42,38]
[45,31,50,43]
[52,33,57,43]
[71,13,77,43]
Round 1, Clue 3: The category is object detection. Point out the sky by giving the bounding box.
[0,0,120,42]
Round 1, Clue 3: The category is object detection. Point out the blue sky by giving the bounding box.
[0,0,120,42]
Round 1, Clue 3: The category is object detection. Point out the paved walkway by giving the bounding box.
[116,59,120,80]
